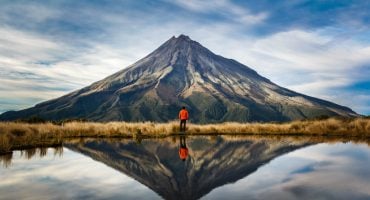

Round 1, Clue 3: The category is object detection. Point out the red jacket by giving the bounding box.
[179,109,189,120]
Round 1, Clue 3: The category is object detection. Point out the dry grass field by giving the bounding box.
[1,117,369,154]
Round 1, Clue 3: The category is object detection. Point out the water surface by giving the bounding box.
[1,136,369,200]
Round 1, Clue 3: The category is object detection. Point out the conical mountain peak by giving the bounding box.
[0,35,358,122]
[163,34,203,52]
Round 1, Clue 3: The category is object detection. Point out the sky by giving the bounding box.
[0,0,369,115]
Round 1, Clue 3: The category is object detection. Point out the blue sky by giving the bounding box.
[0,0,369,115]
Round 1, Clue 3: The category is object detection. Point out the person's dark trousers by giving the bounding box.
[180,136,186,147]
[180,120,187,132]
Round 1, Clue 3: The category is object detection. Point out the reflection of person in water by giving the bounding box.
[179,136,188,162]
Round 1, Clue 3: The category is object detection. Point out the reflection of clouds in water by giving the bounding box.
[203,143,370,200]
[0,147,63,168]
[0,148,160,200]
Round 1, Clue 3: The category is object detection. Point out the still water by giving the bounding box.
[0,136,369,200]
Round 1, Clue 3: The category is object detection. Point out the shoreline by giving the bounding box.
[1,118,369,154]
[1,133,369,156]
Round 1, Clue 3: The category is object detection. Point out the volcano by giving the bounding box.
[0,34,358,122]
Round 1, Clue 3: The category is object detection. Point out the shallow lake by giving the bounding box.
[1,136,370,200]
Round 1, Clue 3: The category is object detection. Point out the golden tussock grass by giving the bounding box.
[188,118,370,136]
[0,118,369,154]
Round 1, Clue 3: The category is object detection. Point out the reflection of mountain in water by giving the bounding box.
[66,136,311,200]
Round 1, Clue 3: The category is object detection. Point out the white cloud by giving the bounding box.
[169,0,268,25]
[251,30,370,71]
[288,78,351,95]
[0,27,137,111]
[0,27,63,61]
[0,2,61,25]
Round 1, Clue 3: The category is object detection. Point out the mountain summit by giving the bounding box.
[0,35,358,122]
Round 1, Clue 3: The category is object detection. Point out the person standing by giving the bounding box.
[178,106,189,132]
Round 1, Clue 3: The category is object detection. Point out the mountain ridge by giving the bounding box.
[0,34,358,122]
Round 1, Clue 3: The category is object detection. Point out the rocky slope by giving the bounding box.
[0,35,358,122]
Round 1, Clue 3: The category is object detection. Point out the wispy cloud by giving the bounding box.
[168,0,268,26]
